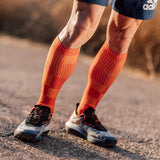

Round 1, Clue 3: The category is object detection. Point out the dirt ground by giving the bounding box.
[0,35,160,160]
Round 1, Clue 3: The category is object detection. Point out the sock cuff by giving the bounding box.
[103,42,128,61]
[51,36,80,56]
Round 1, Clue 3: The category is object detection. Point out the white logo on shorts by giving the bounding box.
[143,0,157,10]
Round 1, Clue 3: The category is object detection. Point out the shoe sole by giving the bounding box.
[65,125,86,139]
[65,121,117,147]
[14,130,49,142]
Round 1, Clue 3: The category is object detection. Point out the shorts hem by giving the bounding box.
[111,6,154,20]
[78,0,108,7]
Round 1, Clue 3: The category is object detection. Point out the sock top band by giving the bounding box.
[52,36,80,56]
[104,42,128,61]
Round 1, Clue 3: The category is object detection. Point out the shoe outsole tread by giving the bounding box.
[14,130,49,142]
[65,124,117,147]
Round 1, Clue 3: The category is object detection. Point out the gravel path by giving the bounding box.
[0,35,160,160]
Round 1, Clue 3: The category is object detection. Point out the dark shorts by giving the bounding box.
[78,0,158,20]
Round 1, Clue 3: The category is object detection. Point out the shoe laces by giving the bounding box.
[26,105,52,126]
[82,107,107,131]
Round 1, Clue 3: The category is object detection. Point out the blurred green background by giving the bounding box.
[0,0,160,75]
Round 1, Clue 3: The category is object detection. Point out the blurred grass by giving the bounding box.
[0,0,160,75]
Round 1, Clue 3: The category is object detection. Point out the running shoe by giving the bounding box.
[65,103,117,147]
[14,105,52,142]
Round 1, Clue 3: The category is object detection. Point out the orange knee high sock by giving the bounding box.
[36,36,80,113]
[77,42,127,114]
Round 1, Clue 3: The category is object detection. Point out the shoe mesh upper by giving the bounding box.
[81,107,107,131]
[26,105,52,126]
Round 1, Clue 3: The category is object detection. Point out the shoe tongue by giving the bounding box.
[35,105,51,113]
[84,107,95,115]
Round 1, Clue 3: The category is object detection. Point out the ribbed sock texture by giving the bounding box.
[36,36,80,113]
[77,42,127,114]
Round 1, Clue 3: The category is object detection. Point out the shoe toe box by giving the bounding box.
[87,128,117,146]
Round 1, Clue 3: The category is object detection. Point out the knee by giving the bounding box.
[108,21,136,43]
[60,16,96,48]
[107,12,142,53]
[73,20,90,36]
[107,23,135,53]
[59,1,104,48]
[69,16,95,41]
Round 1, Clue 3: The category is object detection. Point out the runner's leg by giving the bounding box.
[77,9,142,114]
[36,0,105,113]
[14,0,105,142]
